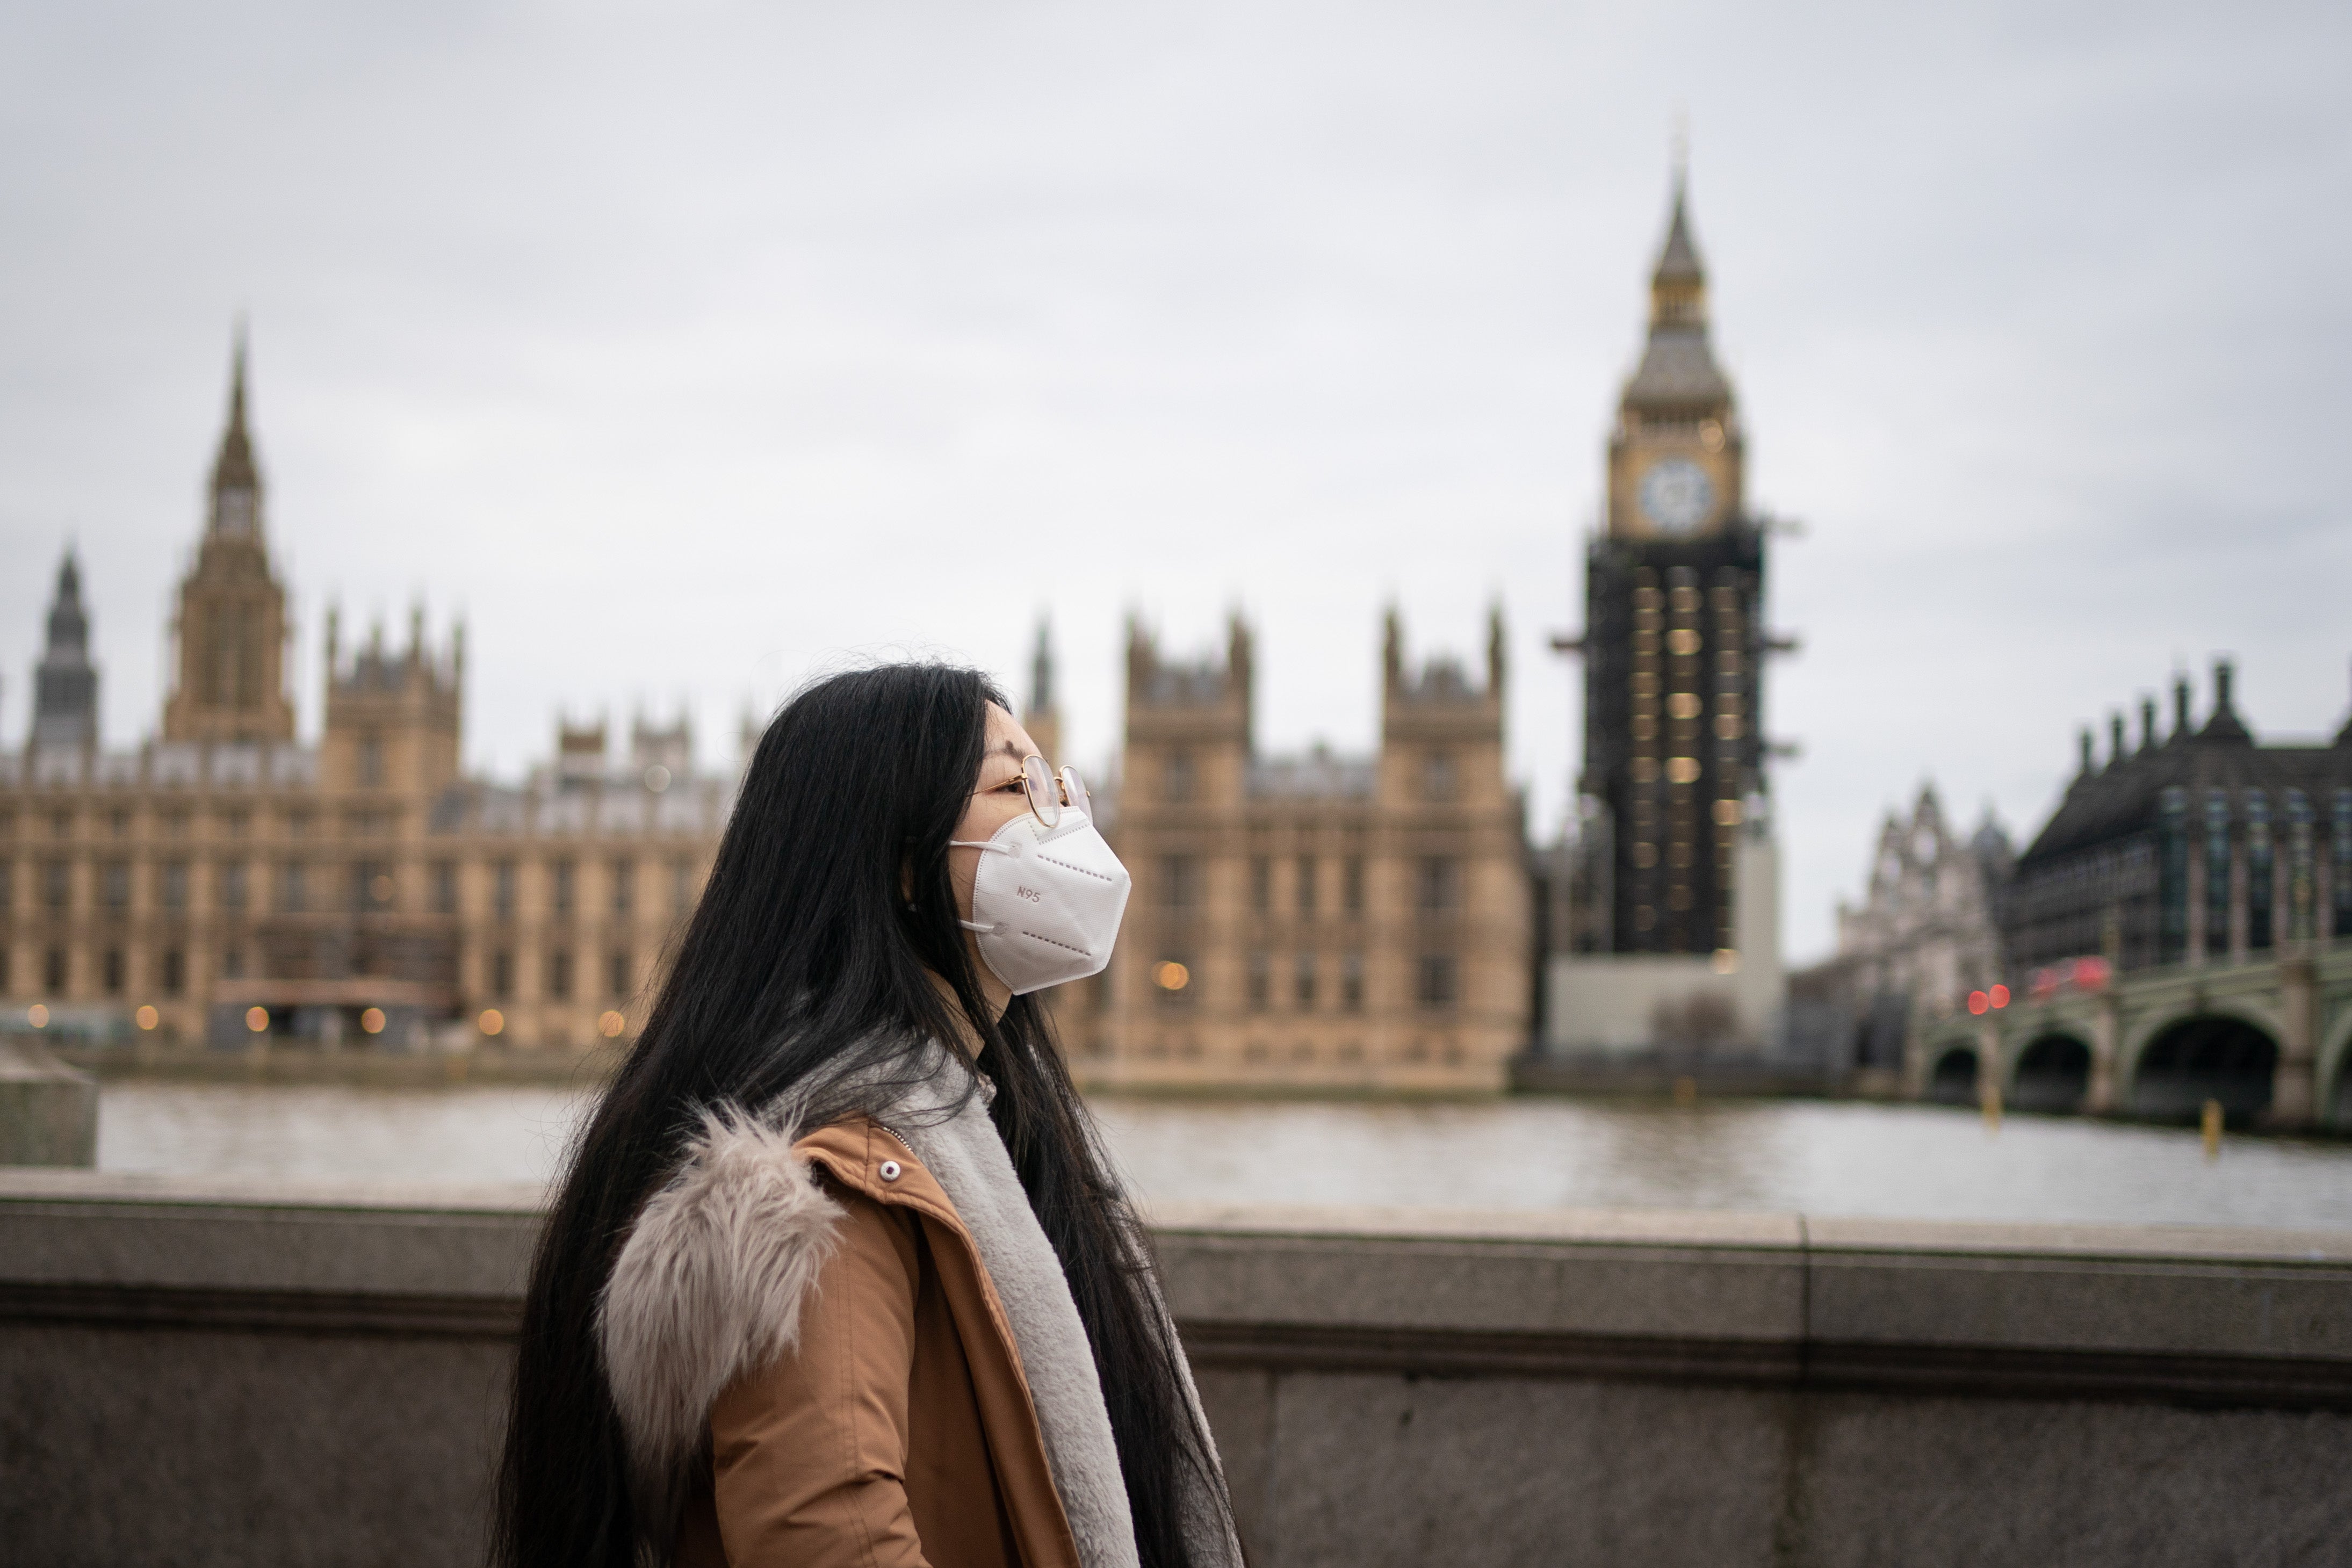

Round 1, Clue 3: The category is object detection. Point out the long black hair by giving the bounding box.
[493,662,1228,1568]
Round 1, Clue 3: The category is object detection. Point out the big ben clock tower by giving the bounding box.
[1570,174,1773,960]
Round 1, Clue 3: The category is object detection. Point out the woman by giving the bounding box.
[493,664,1242,1568]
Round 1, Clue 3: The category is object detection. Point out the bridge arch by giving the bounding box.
[2119,996,2288,1090]
[1927,1043,1980,1105]
[2130,1013,2280,1123]
[2010,1031,2094,1114]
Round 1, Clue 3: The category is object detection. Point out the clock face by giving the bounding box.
[1639,458,1714,534]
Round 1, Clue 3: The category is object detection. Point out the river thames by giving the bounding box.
[91,1080,2352,1229]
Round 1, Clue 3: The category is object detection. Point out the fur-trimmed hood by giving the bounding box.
[597,1106,841,1532]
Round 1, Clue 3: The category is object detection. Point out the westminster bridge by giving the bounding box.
[1906,935,2352,1126]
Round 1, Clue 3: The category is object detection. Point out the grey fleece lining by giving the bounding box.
[889,1067,1143,1568]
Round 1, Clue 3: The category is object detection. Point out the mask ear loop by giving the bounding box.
[949,836,1017,932]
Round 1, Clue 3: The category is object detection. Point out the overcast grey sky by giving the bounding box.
[2,0,2347,960]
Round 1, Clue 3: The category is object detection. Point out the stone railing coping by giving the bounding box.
[7,1172,2352,1386]
[13,1169,2349,1260]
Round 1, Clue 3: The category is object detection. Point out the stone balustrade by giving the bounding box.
[4,1172,2351,1565]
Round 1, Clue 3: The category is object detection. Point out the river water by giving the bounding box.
[91,1081,2352,1230]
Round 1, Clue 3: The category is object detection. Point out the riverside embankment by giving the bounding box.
[4,1171,2350,1566]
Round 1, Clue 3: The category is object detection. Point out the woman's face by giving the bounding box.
[947,702,1044,1014]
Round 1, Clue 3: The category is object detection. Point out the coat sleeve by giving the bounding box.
[708,1186,932,1568]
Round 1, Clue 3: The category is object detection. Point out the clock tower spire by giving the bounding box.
[1564,169,1771,961]
[1607,175,1742,538]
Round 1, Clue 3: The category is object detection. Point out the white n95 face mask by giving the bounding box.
[950,807,1131,995]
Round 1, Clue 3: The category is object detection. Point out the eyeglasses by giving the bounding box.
[1019,755,1091,828]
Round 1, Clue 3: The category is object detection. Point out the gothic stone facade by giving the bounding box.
[0,346,730,1052]
[1787,785,2013,1075]
[1053,612,1530,1091]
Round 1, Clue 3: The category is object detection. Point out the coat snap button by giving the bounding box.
[879,1160,903,1182]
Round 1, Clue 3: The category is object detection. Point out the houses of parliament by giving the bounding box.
[0,341,1531,1085]
[2,177,1749,1088]
[0,345,732,1052]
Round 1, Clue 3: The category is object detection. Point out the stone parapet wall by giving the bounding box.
[4,1173,2351,1565]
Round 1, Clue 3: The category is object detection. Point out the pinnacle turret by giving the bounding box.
[1653,178,1705,290]
[31,550,99,748]
[164,327,295,744]
[207,326,263,537]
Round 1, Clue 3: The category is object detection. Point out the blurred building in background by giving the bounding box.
[1999,660,2352,979]
[0,343,731,1052]
[1783,786,2012,1087]
[1048,611,1531,1090]
[1880,662,2352,1122]
[1539,175,1790,1059]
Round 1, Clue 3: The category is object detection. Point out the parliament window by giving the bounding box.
[1416,954,1458,1009]
[162,949,185,996]
[1417,857,1459,912]
[45,948,67,992]
[490,951,514,1000]
[161,861,189,911]
[546,948,574,1000]
[0,860,12,911]
[1247,950,1271,1011]
[1343,857,1365,914]
[432,861,458,915]
[218,862,247,912]
[279,861,307,913]
[609,950,632,998]
[1250,857,1272,913]
[1293,951,1317,1008]
[1341,951,1365,1011]
[1296,856,1318,915]
[550,860,576,916]
[610,858,635,917]
[103,948,124,994]
[1164,751,1195,803]
[42,860,68,910]
[1422,751,1456,802]
[1160,856,1199,909]
[494,861,518,920]
[358,734,384,787]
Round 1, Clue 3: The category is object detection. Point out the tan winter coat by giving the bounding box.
[605,1114,1092,1568]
